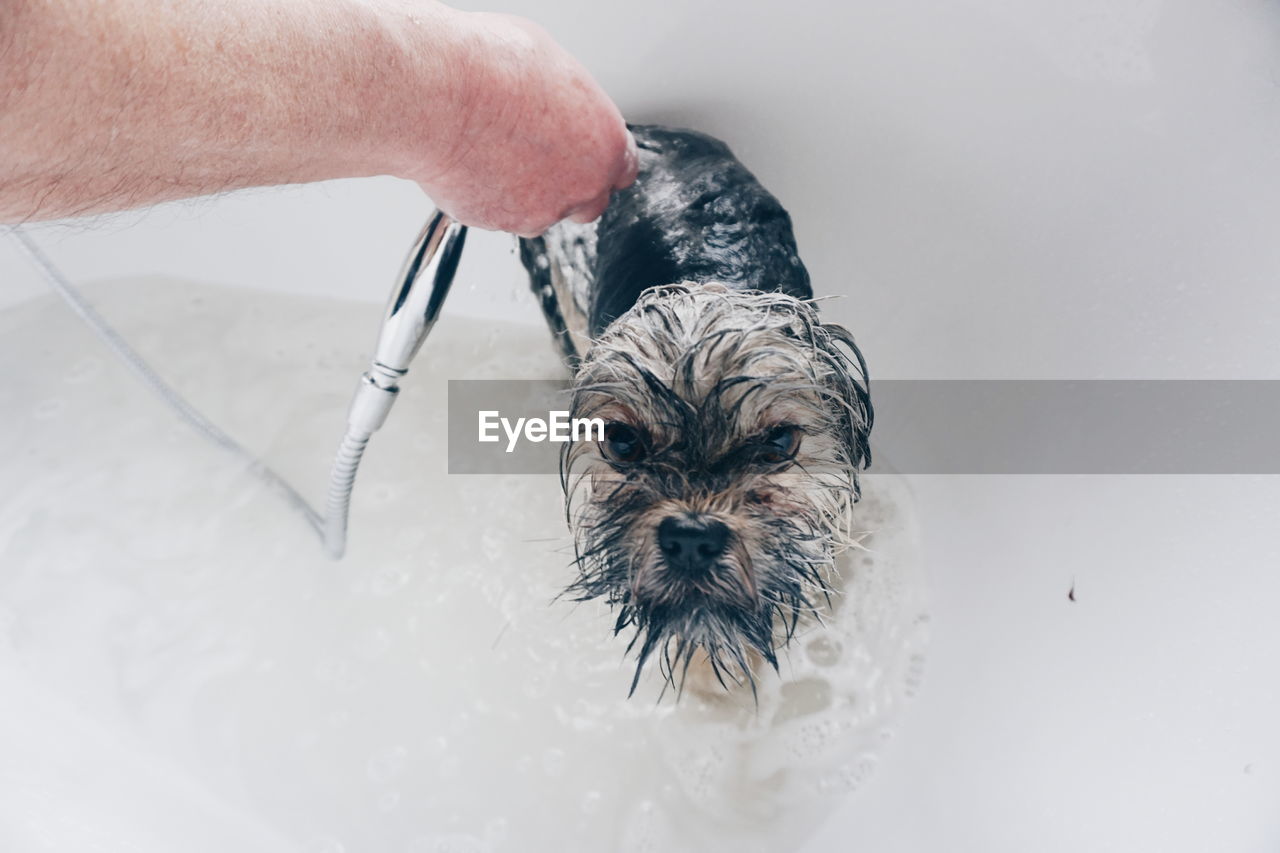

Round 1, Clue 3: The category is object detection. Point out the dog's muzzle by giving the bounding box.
[657,514,729,576]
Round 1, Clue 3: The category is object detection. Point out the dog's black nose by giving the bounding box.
[658,515,729,574]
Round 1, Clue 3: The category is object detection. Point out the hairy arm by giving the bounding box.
[0,0,635,235]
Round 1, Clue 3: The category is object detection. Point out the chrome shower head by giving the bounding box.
[326,209,468,557]
[368,210,469,390]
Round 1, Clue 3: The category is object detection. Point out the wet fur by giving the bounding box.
[521,126,872,694]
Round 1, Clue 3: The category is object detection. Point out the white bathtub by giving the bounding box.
[3,0,1279,850]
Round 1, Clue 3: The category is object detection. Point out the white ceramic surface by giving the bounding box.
[3,0,1279,849]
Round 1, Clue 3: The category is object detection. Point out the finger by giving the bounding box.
[613,130,639,190]
[566,191,611,224]
[513,211,564,238]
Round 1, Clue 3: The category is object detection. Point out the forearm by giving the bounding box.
[0,0,469,221]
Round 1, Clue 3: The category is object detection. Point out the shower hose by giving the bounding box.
[7,212,467,559]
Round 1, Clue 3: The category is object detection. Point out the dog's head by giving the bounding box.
[562,283,872,694]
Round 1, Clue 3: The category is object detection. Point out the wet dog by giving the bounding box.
[520,125,872,695]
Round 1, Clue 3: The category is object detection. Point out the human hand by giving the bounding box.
[397,9,637,237]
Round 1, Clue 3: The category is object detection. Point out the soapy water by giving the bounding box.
[0,279,928,852]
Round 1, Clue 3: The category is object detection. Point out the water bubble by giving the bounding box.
[620,799,664,853]
[359,627,393,660]
[480,529,503,562]
[63,357,102,384]
[790,718,838,759]
[677,750,722,799]
[367,745,409,783]
[378,790,401,813]
[371,564,411,596]
[824,756,877,791]
[805,636,842,667]
[435,709,467,737]
[542,747,566,777]
[775,678,835,725]
[524,671,549,699]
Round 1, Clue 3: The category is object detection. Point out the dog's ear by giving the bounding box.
[818,322,874,473]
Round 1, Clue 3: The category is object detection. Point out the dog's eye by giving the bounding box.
[758,425,801,464]
[601,422,646,464]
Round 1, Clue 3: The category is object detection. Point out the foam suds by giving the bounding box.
[0,279,928,852]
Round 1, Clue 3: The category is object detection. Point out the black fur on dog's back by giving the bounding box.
[589,125,812,334]
[520,124,813,360]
